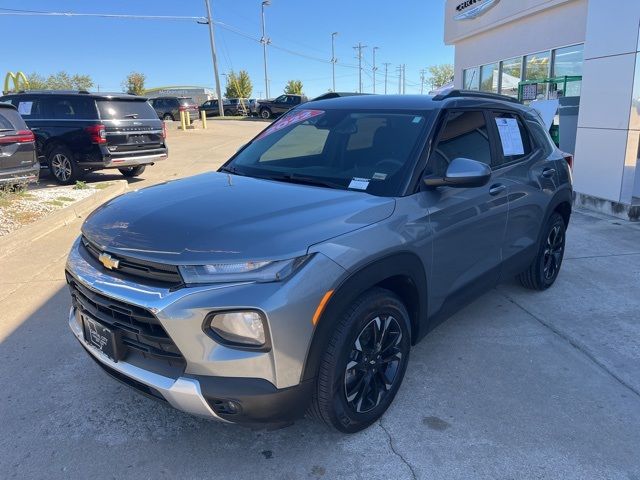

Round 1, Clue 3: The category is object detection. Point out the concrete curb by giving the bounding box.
[0,180,128,260]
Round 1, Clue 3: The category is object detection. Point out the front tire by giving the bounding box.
[118,165,146,177]
[518,212,566,290]
[48,146,82,185]
[260,108,272,119]
[310,288,411,433]
[163,114,174,121]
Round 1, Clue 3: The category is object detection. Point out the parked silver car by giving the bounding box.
[65,92,572,432]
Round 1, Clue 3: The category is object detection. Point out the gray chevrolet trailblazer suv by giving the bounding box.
[65,91,572,433]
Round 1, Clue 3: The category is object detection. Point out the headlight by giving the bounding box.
[179,255,311,284]
[208,311,266,347]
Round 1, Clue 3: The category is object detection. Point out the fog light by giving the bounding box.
[209,311,266,347]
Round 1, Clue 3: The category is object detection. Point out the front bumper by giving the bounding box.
[65,237,345,423]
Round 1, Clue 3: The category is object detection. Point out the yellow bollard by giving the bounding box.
[179,110,186,130]
[201,109,207,129]
[185,109,192,128]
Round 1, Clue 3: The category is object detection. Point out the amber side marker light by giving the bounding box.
[312,290,334,326]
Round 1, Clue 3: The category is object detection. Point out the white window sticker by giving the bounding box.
[18,101,33,116]
[372,172,387,180]
[348,177,370,190]
[495,117,524,156]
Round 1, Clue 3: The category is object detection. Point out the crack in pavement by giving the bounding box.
[379,419,418,480]
[564,252,640,260]
[500,291,640,401]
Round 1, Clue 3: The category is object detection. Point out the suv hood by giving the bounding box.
[82,172,395,264]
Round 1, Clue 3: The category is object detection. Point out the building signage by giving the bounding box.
[454,0,500,20]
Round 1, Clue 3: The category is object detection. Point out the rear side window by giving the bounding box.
[41,96,95,120]
[492,112,532,166]
[0,107,27,130]
[97,100,157,120]
[427,110,492,177]
[9,97,43,119]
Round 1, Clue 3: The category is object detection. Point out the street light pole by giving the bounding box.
[331,32,338,92]
[372,46,379,94]
[203,0,224,116]
[260,1,271,99]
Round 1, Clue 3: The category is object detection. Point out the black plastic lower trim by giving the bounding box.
[194,375,315,425]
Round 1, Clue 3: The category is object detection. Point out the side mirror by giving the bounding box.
[423,157,491,188]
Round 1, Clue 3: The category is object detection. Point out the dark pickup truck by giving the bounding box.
[258,94,308,119]
[0,91,168,184]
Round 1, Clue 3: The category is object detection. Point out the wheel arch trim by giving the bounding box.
[300,251,428,382]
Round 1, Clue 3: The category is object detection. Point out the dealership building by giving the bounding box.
[444,0,640,220]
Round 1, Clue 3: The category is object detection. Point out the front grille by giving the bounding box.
[81,236,182,286]
[68,277,186,376]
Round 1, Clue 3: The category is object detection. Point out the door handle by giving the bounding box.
[489,184,507,196]
[542,167,556,178]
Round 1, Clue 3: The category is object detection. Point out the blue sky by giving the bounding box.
[1,0,453,98]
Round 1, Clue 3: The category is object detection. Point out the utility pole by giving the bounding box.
[204,0,224,116]
[353,43,367,93]
[402,64,406,95]
[372,46,379,94]
[331,32,338,92]
[383,62,391,94]
[260,1,271,99]
[397,65,402,94]
[420,69,426,95]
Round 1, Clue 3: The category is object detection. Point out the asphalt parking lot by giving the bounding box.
[1,121,639,479]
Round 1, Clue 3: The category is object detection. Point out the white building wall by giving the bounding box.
[446,0,587,89]
[573,0,640,203]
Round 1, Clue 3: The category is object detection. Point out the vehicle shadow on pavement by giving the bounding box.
[32,169,145,189]
[2,271,640,478]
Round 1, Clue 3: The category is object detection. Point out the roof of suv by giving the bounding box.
[305,90,525,112]
[8,90,148,101]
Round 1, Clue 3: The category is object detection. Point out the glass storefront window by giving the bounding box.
[525,51,551,99]
[500,57,522,97]
[480,63,499,93]
[552,44,583,96]
[463,67,479,90]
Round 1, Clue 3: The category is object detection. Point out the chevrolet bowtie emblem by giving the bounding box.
[98,253,120,270]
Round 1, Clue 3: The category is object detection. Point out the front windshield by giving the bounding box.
[226,108,431,197]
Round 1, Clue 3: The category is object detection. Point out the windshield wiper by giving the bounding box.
[219,165,246,176]
[261,173,345,190]
[124,113,139,119]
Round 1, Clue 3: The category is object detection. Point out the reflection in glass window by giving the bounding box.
[500,57,522,97]
[463,68,479,90]
[525,51,551,99]
[553,44,583,97]
[480,63,499,93]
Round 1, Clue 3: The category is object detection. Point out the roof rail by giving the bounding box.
[433,89,521,104]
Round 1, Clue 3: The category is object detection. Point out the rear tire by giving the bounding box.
[310,288,411,433]
[48,146,82,185]
[518,212,566,290]
[118,165,146,178]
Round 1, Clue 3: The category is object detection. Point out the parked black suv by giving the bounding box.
[0,91,168,184]
[149,97,199,122]
[0,103,39,186]
[258,94,308,119]
[200,98,249,117]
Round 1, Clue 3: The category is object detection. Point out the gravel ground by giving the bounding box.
[0,183,104,237]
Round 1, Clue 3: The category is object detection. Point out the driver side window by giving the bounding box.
[426,110,492,177]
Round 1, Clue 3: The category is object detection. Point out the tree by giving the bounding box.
[284,80,303,95]
[25,71,94,90]
[224,70,252,98]
[427,64,454,90]
[122,72,146,95]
